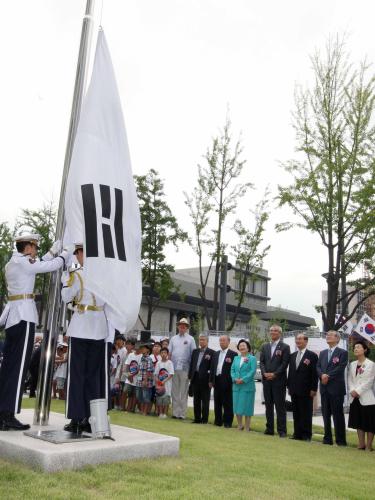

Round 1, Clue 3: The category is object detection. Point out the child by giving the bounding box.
[150,342,162,414]
[54,342,68,400]
[135,343,154,416]
[154,347,174,418]
[115,338,136,411]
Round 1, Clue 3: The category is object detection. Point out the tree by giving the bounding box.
[185,114,269,331]
[247,311,266,355]
[135,169,188,330]
[0,222,14,312]
[277,37,375,331]
[15,200,57,327]
[267,307,290,334]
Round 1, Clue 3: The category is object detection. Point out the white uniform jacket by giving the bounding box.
[61,268,108,341]
[348,359,375,406]
[1,251,65,329]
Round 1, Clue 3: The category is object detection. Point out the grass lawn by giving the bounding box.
[0,399,372,500]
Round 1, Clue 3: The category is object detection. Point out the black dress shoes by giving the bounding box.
[64,418,92,433]
[64,419,79,433]
[78,418,92,433]
[191,420,202,424]
[264,430,274,436]
[279,432,287,438]
[0,412,30,431]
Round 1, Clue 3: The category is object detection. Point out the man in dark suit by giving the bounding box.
[209,335,237,428]
[260,325,290,437]
[188,333,215,424]
[287,333,318,441]
[317,330,347,446]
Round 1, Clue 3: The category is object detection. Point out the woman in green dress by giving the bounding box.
[230,339,257,431]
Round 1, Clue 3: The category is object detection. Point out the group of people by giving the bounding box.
[108,319,375,453]
[261,326,375,451]
[110,335,174,418]
[1,232,375,453]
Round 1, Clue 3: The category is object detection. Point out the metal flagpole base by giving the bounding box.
[24,429,95,444]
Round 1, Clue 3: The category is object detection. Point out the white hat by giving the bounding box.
[177,317,190,326]
[73,243,83,254]
[15,232,40,244]
[58,342,68,348]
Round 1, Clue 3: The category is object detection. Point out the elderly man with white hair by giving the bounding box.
[260,324,290,437]
[209,334,238,428]
[317,329,348,446]
[169,318,196,419]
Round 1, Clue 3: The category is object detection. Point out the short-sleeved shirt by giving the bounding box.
[154,360,174,396]
[135,355,154,388]
[124,352,141,386]
[169,333,195,371]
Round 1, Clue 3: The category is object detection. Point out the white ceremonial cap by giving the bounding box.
[15,232,40,244]
[73,243,84,254]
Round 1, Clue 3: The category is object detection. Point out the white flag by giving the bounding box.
[64,29,142,332]
[335,314,354,335]
[354,314,375,345]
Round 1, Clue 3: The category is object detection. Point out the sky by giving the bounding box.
[1,0,374,328]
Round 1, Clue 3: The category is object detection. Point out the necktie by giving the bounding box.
[328,349,332,363]
[296,350,302,368]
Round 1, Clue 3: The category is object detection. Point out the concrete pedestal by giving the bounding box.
[0,410,179,472]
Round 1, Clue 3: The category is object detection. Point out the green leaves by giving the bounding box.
[185,114,269,330]
[278,36,375,329]
[135,169,187,329]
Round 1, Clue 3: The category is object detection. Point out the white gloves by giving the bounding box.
[60,244,75,262]
[63,244,76,254]
[50,240,62,255]
[61,270,71,285]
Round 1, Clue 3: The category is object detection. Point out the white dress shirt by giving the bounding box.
[2,251,65,329]
[216,348,229,375]
[61,268,109,340]
[295,347,306,367]
[270,341,279,357]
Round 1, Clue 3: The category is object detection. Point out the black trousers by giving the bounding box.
[192,373,211,423]
[321,392,346,445]
[29,347,41,397]
[263,380,287,434]
[214,375,233,427]
[66,337,106,420]
[0,320,35,413]
[291,394,313,440]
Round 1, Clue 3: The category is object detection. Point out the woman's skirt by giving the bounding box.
[348,398,375,433]
[233,389,255,417]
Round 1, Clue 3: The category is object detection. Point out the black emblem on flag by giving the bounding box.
[81,184,127,261]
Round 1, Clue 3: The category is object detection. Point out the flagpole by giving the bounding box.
[34,0,96,425]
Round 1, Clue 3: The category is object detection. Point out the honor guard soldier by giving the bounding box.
[61,243,109,433]
[0,233,72,430]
